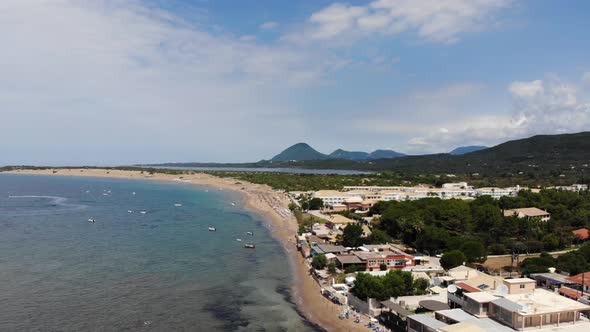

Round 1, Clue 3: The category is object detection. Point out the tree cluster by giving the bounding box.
[352,270,428,301]
[372,189,590,259]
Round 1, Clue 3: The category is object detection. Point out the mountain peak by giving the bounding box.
[271,143,329,161]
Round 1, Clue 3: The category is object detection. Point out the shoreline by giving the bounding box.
[4,168,367,332]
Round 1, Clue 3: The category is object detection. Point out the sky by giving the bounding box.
[1,0,590,165]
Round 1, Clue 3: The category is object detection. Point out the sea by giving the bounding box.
[0,174,320,332]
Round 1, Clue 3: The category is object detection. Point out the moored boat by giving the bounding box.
[244,244,255,249]
[208,227,216,231]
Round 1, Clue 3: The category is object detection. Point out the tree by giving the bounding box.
[367,229,391,244]
[379,263,387,271]
[342,223,364,247]
[543,234,560,251]
[288,203,299,211]
[327,262,337,274]
[308,198,324,210]
[413,278,429,295]
[311,254,327,270]
[440,250,467,270]
[461,241,487,263]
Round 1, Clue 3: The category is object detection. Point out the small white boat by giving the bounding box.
[139,211,147,214]
[244,244,255,249]
[246,231,254,236]
[174,203,182,207]
[236,238,242,242]
[102,193,109,196]
[87,218,96,223]
[208,227,216,232]
[127,210,133,213]
[230,202,236,206]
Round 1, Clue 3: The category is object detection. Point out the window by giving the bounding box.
[520,284,526,289]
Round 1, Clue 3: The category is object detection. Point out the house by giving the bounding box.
[353,250,415,271]
[530,272,571,290]
[335,254,364,270]
[503,207,551,222]
[565,272,590,294]
[438,278,590,331]
[573,228,590,241]
[310,243,348,257]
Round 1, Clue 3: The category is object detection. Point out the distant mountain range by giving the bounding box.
[144,132,590,177]
[270,143,488,161]
[270,143,405,162]
[449,146,488,155]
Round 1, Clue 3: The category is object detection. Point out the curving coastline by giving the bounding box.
[6,168,367,332]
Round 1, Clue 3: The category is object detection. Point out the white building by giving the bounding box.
[475,186,520,199]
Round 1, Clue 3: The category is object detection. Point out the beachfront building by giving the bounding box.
[503,207,551,222]
[312,190,360,206]
[314,183,525,206]
[410,278,590,331]
[351,245,415,271]
[474,186,520,199]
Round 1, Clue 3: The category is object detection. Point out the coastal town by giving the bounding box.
[5,168,590,332]
[289,181,590,331]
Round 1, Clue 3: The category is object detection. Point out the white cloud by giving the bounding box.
[260,21,279,30]
[0,0,339,164]
[405,77,590,153]
[509,80,544,98]
[286,0,511,43]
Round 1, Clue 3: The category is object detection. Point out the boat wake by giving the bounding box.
[6,195,88,215]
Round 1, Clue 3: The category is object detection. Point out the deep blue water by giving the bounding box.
[0,174,318,331]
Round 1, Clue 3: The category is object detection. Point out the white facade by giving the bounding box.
[475,186,520,199]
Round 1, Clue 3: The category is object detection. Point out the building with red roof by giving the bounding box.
[572,228,590,241]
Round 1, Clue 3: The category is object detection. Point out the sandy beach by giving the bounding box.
[7,168,368,332]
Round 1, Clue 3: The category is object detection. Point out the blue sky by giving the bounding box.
[1,0,589,165]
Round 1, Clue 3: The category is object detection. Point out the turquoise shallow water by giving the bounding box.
[0,174,319,331]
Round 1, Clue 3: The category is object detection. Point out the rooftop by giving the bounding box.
[316,244,348,253]
[568,272,590,286]
[439,322,486,332]
[335,254,363,265]
[380,300,412,317]
[530,272,570,284]
[407,314,448,330]
[504,207,550,217]
[503,277,535,284]
[464,292,499,303]
[573,228,590,240]
[419,300,450,311]
[501,288,590,315]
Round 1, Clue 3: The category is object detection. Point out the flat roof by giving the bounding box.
[502,288,590,315]
[436,309,473,322]
[407,315,448,329]
[464,292,498,303]
[381,300,412,317]
[503,277,535,284]
[492,297,523,312]
[419,300,450,311]
[316,244,347,253]
[439,322,486,332]
[530,272,569,284]
[335,255,363,264]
